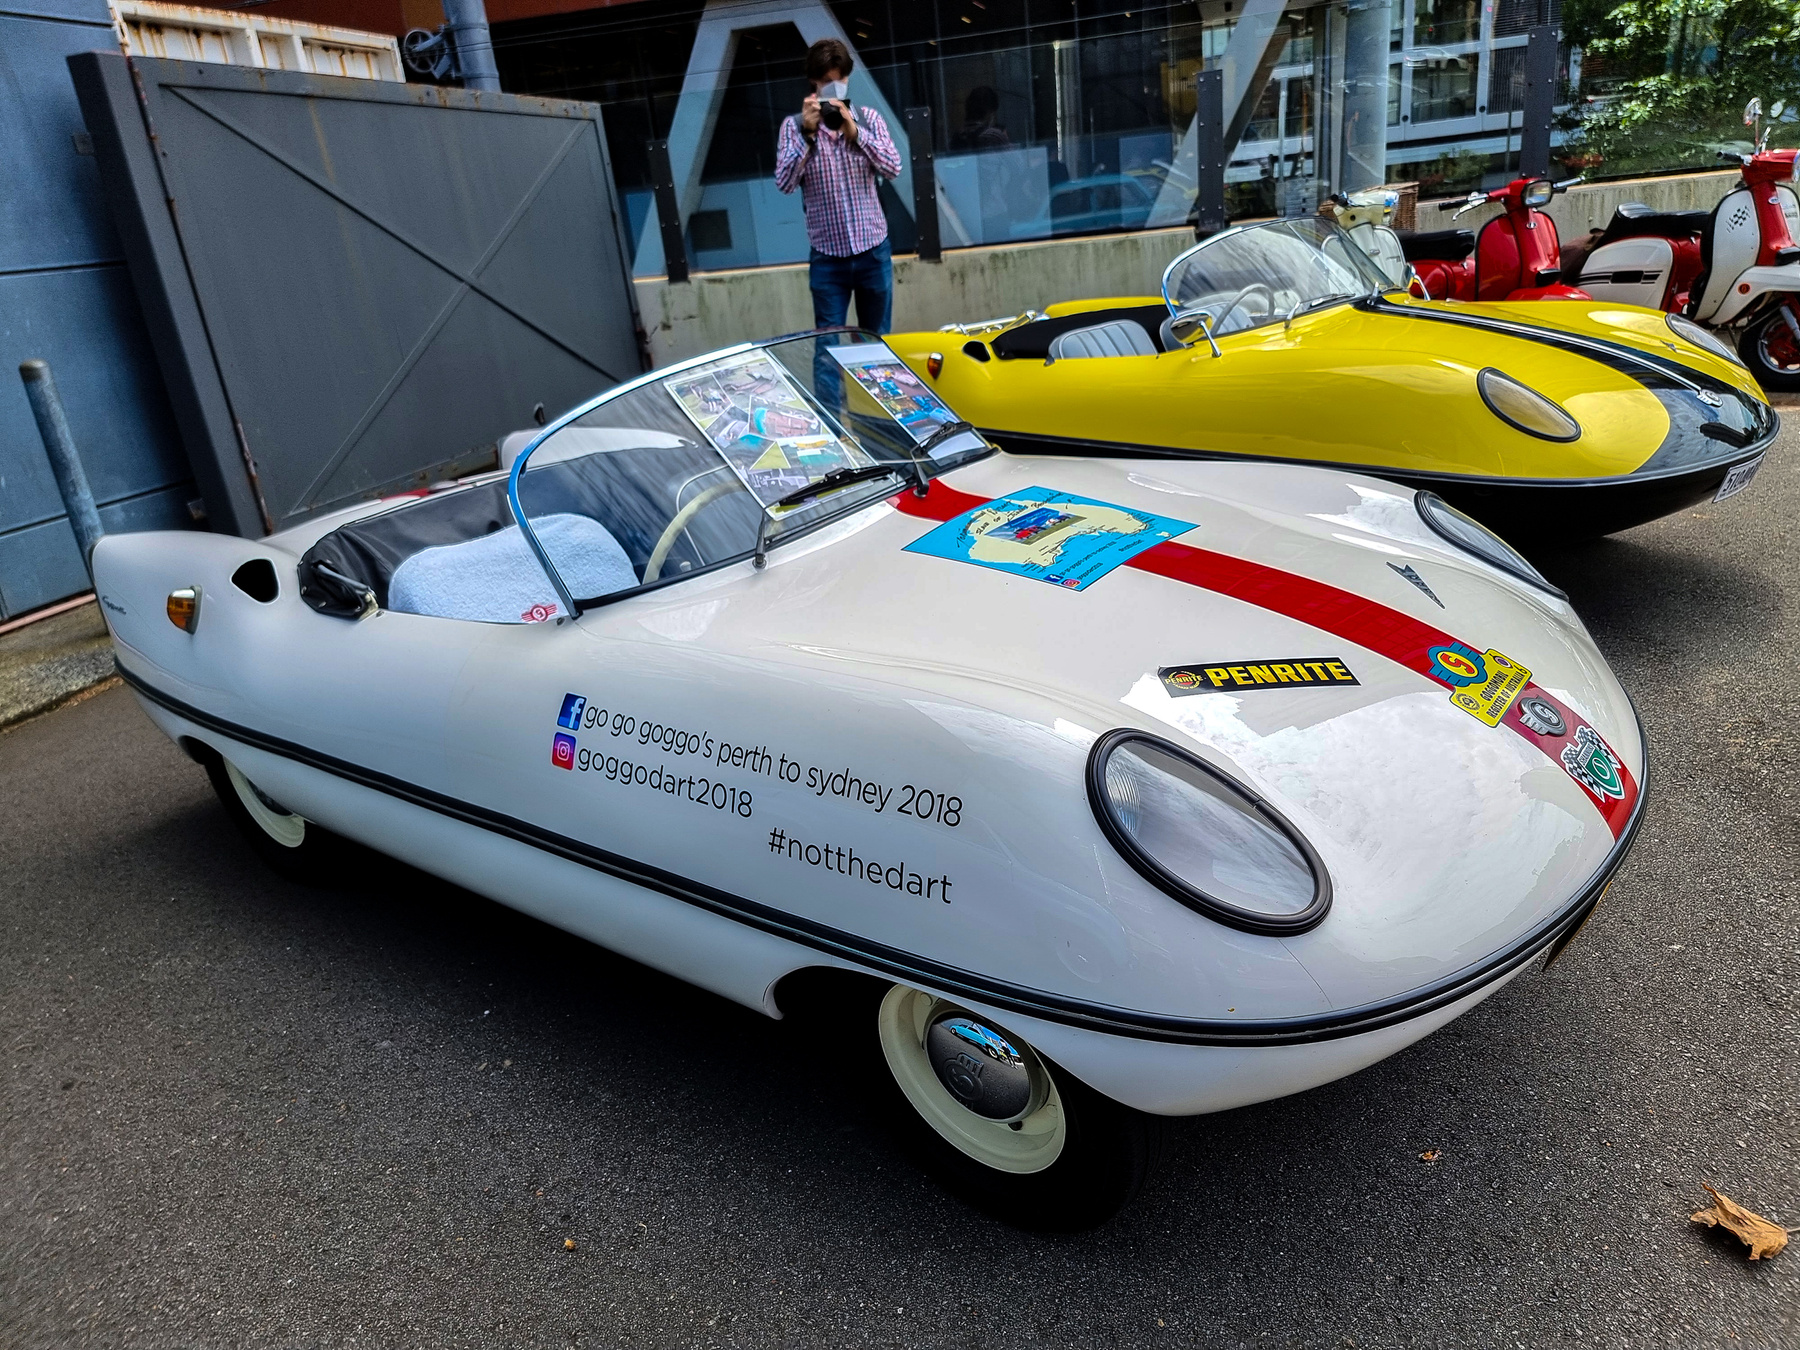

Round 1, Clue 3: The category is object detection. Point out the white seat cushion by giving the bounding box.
[1048,320,1159,360]
[388,513,637,623]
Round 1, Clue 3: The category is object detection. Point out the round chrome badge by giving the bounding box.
[1517,695,1566,737]
[924,1015,1034,1121]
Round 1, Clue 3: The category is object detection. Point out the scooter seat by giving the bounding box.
[1593,202,1711,247]
[1398,228,1475,262]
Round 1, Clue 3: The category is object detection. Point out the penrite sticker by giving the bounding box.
[1160,658,1359,696]
[1427,642,1530,726]
[557,693,587,730]
[551,732,577,770]
[1561,725,1625,800]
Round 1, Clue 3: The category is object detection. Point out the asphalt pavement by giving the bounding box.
[2,424,1797,1349]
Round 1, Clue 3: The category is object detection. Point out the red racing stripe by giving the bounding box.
[893,481,1639,837]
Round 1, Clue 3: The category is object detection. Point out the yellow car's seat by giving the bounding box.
[1047,320,1159,360]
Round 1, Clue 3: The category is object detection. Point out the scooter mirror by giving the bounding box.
[1772,101,1788,121]
[1523,178,1555,208]
[1745,97,1762,127]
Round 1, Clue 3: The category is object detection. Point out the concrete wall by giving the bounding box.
[633,169,1740,366]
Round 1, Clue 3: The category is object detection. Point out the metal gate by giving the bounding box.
[71,52,645,537]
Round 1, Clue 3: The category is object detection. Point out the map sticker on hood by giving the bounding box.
[904,486,1194,591]
[665,353,871,513]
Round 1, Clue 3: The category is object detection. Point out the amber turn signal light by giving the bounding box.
[925,351,943,378]
[166,586,201,633]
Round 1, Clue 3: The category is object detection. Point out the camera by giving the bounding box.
[817,80,850,130]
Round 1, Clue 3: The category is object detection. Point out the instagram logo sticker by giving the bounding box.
[551,732,577,770]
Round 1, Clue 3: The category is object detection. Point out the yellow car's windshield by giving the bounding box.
[1162,218,1395,337]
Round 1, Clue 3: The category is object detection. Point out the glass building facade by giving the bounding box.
[489,0,1583,275]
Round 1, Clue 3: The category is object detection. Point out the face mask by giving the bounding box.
[817,80,849,102]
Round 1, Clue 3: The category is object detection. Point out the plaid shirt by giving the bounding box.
[774,106,901,257]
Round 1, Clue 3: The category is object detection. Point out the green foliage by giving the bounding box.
[1562,0,1800,176]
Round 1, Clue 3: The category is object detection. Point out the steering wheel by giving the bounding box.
[1217,283,1275,334]
[644,477,749,583]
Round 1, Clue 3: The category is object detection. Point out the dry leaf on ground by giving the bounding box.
[1690,1185,1789,1260]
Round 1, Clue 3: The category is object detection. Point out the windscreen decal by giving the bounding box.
[902,485,1194,591]
[828,343,961,445]
[664,352,871,513]
[895,481,1638,837]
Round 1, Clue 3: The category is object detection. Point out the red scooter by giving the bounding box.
[1401,175,1590,303]
[1574,99,1800,388]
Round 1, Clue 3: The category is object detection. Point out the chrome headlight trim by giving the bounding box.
[1415,490,1568,599]
[1666,312,1745,368]
[1476,367,1582,442]
[1085,729,1331,937]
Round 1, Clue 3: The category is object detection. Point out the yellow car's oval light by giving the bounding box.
[167,586,201,633]
[1666,312,1745,368]
[1477,368,1581,442]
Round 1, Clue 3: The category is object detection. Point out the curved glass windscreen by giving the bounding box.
[511,331,989,613]
[1162,218,1396,339]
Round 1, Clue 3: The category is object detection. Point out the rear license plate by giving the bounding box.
[1715,455,1763,502]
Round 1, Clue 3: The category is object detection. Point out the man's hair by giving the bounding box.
[805,38,853,82]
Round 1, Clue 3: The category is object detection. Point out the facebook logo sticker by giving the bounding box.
[557,693,586,729]
[551,733,577,770]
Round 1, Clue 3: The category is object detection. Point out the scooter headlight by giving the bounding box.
[1666,313,1745,367]
[1477,367,1581,442]
[1416,491,1567,599]
[1523,178,1555,208]
[1087,730,1330,935]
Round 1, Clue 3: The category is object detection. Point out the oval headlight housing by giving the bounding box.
[1522,177,1555,208]
[1666,312,1745,368]
[1087,730,1330,935]
[1477,367,1581,441]
[1416,490,1566,598]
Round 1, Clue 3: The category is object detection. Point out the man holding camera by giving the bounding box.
[774,38,902,333]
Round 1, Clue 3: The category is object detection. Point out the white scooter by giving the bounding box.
[1577,98,1800,389]
[1322,188,1409,286]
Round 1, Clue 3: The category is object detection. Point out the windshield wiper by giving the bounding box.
[754,462,911,570]
[917,419,979,456]
[769,462,907,511]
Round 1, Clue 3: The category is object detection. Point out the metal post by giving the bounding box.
[18,360,104,575]
[441,0,500,93]
[1518,24,1558,179]
[1341,0,1392,193]
[905,107,940,263]
[647,138,689,284]
[1194,68,1227,238]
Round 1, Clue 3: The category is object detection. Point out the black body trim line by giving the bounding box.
[984,426,1777,490]
[119,664,1647,1048]
[1085,729,1333,935]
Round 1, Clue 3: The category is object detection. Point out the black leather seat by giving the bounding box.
[1398,228,1475,262]
[1593,202,1711,247]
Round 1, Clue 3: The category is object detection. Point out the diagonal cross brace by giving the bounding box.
[166,88,623,386]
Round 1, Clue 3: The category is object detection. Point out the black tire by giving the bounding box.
[868,981,1169,1230]
[1738,309,1800,391]
[194,741,356,884]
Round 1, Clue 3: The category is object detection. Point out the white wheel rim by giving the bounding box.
[224,760,307,849]
[877,985,1066,1174]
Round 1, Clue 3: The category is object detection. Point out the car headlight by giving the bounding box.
[1666,313,1745,368]
[1477,368,1581,441]
[1416,490,1567,599]
[1087,730,1330,935]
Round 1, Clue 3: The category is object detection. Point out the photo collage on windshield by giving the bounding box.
[664,353,871,513]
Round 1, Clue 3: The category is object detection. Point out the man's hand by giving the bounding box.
[800,93,822,137]
[833,100,858,143]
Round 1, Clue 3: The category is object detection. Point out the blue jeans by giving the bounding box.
[809,238,892,334]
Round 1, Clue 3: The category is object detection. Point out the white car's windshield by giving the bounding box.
[1162,218,1395,338]
[511,331,990,611]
